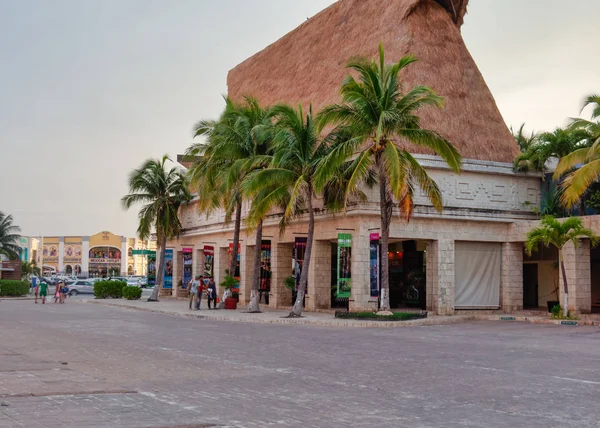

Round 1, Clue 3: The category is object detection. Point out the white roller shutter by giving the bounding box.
[455,242,501,308]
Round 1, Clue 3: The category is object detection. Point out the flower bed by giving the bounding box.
[334,311,428,321]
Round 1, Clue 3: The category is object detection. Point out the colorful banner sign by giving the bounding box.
[370,233,380,298]
[43,245,58,262]
[294,237,307,292]
[182,248,193,289]
[260,240,272,292]
[163,249,174,289]
[147,253,156,287]
[337,233,352,298]
[228,243,241,293]
[203,246,214,278]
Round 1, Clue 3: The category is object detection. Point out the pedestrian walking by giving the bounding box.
[54,282,61,303]
[197,276,206,310]
[188,275,199,310]
[207,277,217,310]
[39,281,48,304]
[34,282,39,304]
[59,281,68,303]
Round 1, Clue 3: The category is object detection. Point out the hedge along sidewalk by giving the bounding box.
[80,299,471,329]
[0,280,30,297]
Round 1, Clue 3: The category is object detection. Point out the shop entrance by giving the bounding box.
[523,264,539,309]
[388,240,426,310]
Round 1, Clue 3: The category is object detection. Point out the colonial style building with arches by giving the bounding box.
[38,231,155,278]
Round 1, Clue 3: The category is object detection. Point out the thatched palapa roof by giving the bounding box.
[227,0,518,163]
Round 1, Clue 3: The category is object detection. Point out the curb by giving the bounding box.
[79,300,474,329]
[79,300,600,329]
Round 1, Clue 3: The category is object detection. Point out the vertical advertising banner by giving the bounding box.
[203,246,214,278]
[369,233,380,298]
[147,253,156,287]
[163,249,174,289]
[260,240,272,292]
[337,233,352,299]
[182,248,193,289]
[228,243,241,293]
[293,238,308,292]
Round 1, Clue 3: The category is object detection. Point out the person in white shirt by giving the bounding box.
[189,275,200,310]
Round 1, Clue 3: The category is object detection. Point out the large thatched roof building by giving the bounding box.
[228,0,517,163]
[169,0,558,318]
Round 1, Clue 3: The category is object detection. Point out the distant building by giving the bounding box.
[38,231,155,278]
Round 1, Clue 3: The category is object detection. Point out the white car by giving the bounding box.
[68,280,95,296]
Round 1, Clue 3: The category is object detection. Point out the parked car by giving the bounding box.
[68,280,95,296]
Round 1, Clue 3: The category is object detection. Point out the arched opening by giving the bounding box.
[128,265,134,275]
[65,265,73,275]
[74,265,82,276]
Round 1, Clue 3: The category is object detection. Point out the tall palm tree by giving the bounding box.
[555,95,600,208]
[525,216,598,314]
[317,44,462,311]
[122,155,191,302]
[244,104,331,317]
[0,212,21,260]
[187,97,273,312]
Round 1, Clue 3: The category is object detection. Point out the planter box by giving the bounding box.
[224,297,237,310]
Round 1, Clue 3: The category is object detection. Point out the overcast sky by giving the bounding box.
[1,0,598,238]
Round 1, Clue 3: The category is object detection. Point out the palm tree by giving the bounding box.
[511,123,537,153]
[514,128,587,173]
[555,95,600,208]
[21,260,41,279]
[187,97,273,312]
[122,156,191,302]
[525,216,598,314]
[317,44,462,311]
[244,104,331,317]
[0,212,21,260]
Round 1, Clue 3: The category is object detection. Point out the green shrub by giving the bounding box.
[93,280,126,299]
[550,304,579,320]
[122,286,142,300]
[334,311,428,321]
[0,280,30,297]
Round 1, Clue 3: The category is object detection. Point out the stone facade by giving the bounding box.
[165,157,565,316]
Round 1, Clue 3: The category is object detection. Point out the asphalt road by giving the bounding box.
[1,300,599,428]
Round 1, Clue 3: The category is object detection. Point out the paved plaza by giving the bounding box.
[1,300,599,427]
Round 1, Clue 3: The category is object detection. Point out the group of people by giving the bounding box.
[33,280,69,304]
[188,275,217,310]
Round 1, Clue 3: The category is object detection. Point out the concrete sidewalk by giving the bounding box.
[80,298,470,328]
[79,298,600,328]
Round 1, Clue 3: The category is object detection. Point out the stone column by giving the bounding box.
[81,237,90,278]
[307,240,332,311]
[271,243,293,308]
[217,247,229,296]
[501,242,524,313]
[427,239,455,315]
[121,237,128,277]
[58,237,64,273]
[350,231,373,312]
[559,240,591,314]
[172,249,180,298]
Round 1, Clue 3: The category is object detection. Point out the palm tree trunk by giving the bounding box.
[378,158,393,312]
[248,219,263,313]
[290,188,315,317]
[229,200,242,277]
[149,234,167,302]
[559,250,569,315]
